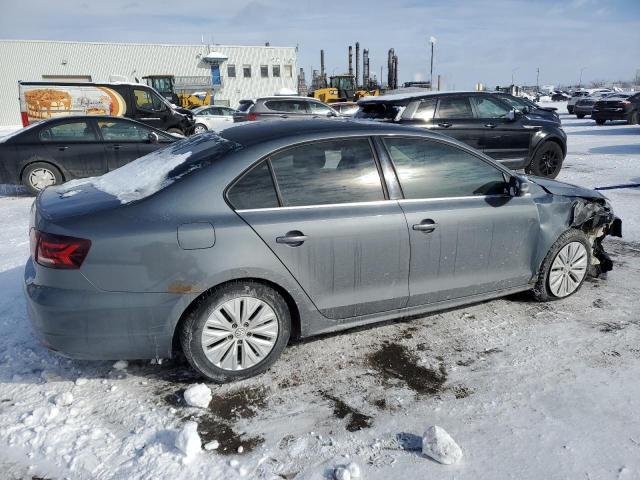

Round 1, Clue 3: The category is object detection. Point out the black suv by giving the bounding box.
[355,91,567,178]
[233,96,338,122]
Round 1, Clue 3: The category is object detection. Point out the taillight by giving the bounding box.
[621,100,631,106]
[20,111,29,127]
[32,230,91,269]
[247,112,258,121]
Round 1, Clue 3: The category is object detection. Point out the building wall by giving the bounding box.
[0,40,298,125]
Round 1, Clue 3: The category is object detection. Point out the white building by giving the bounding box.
[0,40,298,125]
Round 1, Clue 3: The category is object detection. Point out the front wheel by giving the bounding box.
[576,113,585,119]
[22,162,64,195]
[628,112,638,125]
[193,123,208,134]
[595,119,606,125]
[180,281,291,383]
[533,229,590,302]
[526,142,563,179]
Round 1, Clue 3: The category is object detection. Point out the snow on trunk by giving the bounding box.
[422,425,463,465]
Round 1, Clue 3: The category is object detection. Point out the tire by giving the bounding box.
[193,123,208,134]
[533,229,591,302]
[627,112,638,125]
[22,162,64,195]
[526,142,563,179]
[167,128,184,135]
[595,119,606,125]
[180,281,291,383]
[576,113,585,119]
[567,106,574,114]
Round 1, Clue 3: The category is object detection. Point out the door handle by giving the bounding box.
[279,115,289,119]
[437,122,452,128]
[484,123,497,128]
[57,146,69,151]
[412,220,438,233]
[276,231,308,246]
[108,145,122,150]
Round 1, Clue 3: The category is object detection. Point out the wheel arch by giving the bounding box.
[170,277,301,359]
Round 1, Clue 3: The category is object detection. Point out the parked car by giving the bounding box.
[355,91,568,178]
[573,92,615,118]
[19,81,196,136]
[551,91,571,101]
[491,92,560,125]
[329,102,359,116]
[25,120,621,382]
[591,92,640,125]
[0,116,177,194]
[567,91,590,113]
[233,96,339,122]
[192,105,236,133]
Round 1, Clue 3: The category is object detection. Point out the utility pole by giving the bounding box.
[536,67,539,91]
[579,67,586,88]
[429,36,437,90]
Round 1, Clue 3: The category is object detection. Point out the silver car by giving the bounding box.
[25,119,622,382]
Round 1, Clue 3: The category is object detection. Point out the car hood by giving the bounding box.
[521,114,561,128]
[526,175,605,200]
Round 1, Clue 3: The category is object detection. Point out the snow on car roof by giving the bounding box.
[358,90,480,104]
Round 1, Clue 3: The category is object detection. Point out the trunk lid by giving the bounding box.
[36,185,123,223]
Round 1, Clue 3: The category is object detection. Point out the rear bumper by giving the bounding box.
[591,111,629,121]
[24,259,181,360]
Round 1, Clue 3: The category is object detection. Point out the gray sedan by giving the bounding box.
[25,119,621,382]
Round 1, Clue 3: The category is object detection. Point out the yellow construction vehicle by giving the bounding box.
[312,74,379,103]
[142,75,213,109]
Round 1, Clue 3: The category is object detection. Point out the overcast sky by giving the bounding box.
[1,0,639,89]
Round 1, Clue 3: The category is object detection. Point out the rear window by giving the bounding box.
[355,103,403,121]
[264,100,309,113]
[57,133,241,203]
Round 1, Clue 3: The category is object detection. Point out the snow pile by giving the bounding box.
[53,392,73,407]
[422,425,463,465]
[58,149,192,204]
[112,360,128,370]
[334,462,361,480]
[204,440,219,451]
[175,421,201,458]
[183,384,212,408]
[74,378,88,386]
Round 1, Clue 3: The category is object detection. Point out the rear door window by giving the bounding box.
[383,137,508,199]
[413,98,437,121]
[269,138,385,207]
[308,102,333,114]
[435,96,473,119]
[97,119,155,141]
[227,161,279,210]
[264,100,309,113]
[39,121,97,142]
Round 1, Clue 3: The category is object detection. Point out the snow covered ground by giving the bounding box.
[1,107,639,479]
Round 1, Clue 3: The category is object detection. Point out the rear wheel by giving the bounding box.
[628,112,638,125]
[180,281,291,383]
[22,162,63,195]
[595,119,606,125]
[576,113,585,119]
[194,123,208,134]
[533,229,590,302]
[526,142,563,178]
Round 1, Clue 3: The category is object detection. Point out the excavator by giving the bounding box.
[311,74,379,103]
[142,75,212,109]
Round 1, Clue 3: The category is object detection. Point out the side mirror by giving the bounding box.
[509,175,530,196]
[148,132,159,144]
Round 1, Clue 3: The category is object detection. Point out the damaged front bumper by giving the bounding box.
[571,198,622,275]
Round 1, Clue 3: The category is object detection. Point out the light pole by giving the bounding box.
[511,67,519,86]
[579,67,587,88]
[429,36,437,90]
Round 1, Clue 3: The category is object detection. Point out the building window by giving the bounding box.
[227,65,236,78]
[284,65,293,78]
[272,65,281,78]
[243,65,252,78]
[260,65,269,78]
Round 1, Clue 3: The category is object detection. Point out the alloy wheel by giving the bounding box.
[194,124,207,134]
[539,148,560,177]
[29,168,56,190]
[200,296,279,371]
[549,241,588,297]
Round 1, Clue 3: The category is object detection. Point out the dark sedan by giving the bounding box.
[591,93,639,125]
[0,116,177,194]
[25,119,621,382]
